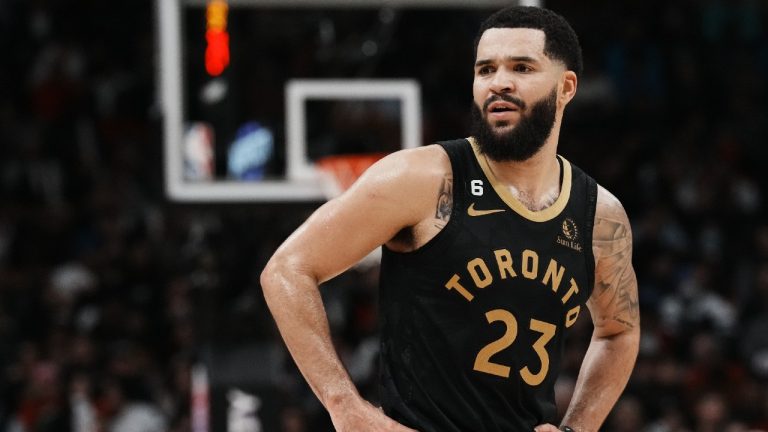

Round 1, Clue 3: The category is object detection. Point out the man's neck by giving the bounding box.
[483,140,562,212]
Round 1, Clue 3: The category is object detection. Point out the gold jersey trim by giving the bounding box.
[468,137,572,223]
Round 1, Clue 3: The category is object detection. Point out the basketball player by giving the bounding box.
[261,6,639,431]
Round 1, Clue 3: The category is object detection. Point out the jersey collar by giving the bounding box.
[468,137,572,223]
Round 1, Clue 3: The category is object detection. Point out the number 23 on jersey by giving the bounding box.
[473,309,556,386]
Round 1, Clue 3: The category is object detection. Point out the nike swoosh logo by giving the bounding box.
[467,203,506,216]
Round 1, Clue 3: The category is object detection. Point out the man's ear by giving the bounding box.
[559,70,578,106]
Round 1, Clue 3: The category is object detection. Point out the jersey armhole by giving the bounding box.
[436,139,468,220]
[382,140,468,257]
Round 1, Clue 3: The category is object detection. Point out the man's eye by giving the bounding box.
[514,64,532,73]
[478,66,494,75]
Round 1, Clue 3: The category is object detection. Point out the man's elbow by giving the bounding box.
[593,320,641,345]
[260,255,288,305]
[260,253,316,305]
[612,325,640,350]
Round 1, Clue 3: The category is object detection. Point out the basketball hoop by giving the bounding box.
[315,153,386,199]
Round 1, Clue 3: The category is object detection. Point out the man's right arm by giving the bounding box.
[260,146,449,431]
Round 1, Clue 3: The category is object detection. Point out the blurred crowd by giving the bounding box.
[1,0,768,431]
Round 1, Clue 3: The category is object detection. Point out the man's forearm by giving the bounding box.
[560,329,639,431]
[261,260,360,410]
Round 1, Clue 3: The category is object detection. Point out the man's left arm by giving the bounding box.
[557,186,640,432]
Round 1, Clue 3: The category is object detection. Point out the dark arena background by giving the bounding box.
[2,0,768,431]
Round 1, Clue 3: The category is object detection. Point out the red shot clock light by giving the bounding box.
[205,0,229,76]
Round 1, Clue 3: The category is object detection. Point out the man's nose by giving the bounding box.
[489,68,516,94]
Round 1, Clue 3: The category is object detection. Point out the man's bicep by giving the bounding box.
[588,186,640,337]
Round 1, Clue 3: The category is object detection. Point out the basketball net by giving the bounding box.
[315,153,386,199]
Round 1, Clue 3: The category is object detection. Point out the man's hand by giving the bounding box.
[534,424,560,432]
[329,397,418,432]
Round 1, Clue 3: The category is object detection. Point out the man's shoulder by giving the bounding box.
[591,184,633,255]
[347,144,453,208]
[594,184,628,222]
[377,143,453,180]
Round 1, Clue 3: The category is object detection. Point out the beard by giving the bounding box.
[471,87,558,162]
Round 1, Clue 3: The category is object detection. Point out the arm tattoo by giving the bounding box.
[592,197,639,332]
[434,175,453,229]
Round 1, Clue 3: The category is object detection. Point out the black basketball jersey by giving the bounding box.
[378,138,598,431]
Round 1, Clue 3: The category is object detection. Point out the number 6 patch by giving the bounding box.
[471,179,484,196]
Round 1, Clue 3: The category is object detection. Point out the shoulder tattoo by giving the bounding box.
[434,174,453,229]
[592,198,640,331]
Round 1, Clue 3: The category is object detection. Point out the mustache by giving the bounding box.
[482,94,527,112]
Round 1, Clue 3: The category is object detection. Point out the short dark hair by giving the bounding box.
[474,6,583,76]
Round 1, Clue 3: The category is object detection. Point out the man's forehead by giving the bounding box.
[476,27,547,60]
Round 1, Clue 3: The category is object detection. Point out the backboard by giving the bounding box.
[157,0,539,202]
